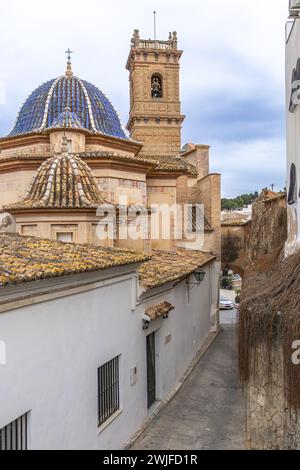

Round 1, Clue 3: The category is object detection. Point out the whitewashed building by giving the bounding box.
[0,234,218,450]
[286,3,300,255]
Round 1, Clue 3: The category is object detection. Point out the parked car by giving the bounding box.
[219,297,234,310]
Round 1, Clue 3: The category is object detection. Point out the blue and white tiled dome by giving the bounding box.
[50,107,85,130]
[9,73,127,140]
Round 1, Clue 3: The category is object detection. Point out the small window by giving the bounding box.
[98,356,120,427]
[56,232,73,243]
[67,139,72,153]
[0,413,28,450]
[151,74,163,99]
[288,163,297,205]
[187,205,203,234]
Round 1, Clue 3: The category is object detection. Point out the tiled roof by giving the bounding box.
[80,151,197,176]
[0,151,197,177]
[0,233,149,286]
[139,249,215,290]
[7,75,127,140]
[138,154,198,176]
[0,235,214,290]
[5,152,105,210]
[78,151,156,166]
[145,301,175,320]
[47,107,85,130]
[222,219,251,227]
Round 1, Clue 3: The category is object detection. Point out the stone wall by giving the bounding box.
[240,190,300,449]
[221,222,251,276]
[248,190,287,262]
[247,343,300,450]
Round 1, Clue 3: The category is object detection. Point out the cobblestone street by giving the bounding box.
[131,325,245,450]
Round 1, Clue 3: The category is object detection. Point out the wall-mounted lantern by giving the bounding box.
[186,269,206,286]
[194,269,206,283]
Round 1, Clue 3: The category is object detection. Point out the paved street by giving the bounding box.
[131,324,245,450]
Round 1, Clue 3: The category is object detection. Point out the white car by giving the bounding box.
[219,297,234,310]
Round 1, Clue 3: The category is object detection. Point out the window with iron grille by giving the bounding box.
[0,413,28,450]
[98,356,120,427]
[187,204,204,234]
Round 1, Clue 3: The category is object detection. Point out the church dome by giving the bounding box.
[9,61,127,140]
[7,138,106,210]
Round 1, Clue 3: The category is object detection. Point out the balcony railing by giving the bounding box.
[131,30,178,51]
[135,40,175,50]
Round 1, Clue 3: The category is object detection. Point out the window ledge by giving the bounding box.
[97,409,123,434]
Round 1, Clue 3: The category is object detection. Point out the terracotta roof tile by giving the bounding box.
[79,151,156,166]
[0,151,197,176]
[5,153,106,211]
[0,233,149,286]
[137,154,198,176]
[145,301,175,320]
[222,219,251,227]
[139,249,215,290]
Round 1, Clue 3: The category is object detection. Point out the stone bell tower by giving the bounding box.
[126,29,185,156]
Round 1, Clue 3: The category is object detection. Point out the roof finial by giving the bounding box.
[65,48,74,78]
[153,11,157,40]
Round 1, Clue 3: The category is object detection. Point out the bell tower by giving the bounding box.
[126,29,185,156]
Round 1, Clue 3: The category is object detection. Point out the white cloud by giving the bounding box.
[0,0,289,196]
[211,137,286,197]
[0,80,5,104]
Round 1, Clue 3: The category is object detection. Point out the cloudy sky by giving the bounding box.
[0,0,289,197]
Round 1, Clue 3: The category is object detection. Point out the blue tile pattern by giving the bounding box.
[10,80,55,136]
[9,76,127,140]
[50,108,84,130]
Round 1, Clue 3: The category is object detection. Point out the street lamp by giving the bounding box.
[194,269,206,284]
[186,269,206,286]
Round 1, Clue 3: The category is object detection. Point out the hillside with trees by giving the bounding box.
[221,192,259,211]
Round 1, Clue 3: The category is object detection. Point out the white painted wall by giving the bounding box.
[286,20,300,255]
[0,263,215,450]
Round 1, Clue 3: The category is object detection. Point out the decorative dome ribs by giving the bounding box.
[11,79,56,136]
[9,76,127,140]
[49,108,85,130]
[6,153,105,210]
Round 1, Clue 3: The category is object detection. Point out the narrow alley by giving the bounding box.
[131,325,245,450]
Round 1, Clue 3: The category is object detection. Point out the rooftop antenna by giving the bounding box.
[153,11,157,40]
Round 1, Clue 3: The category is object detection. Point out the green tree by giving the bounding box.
[221,192,259,211]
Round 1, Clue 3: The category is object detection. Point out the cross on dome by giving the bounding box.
[65,48,73,61]
[65,48,74,78]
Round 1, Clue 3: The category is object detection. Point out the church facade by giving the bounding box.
[0,31,221,259]
[0,30,221,450]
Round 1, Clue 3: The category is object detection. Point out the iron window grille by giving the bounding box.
[188,205,204,234]
[0,413,28,450]
[98,356,120,427]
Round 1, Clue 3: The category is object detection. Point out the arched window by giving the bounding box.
[151,74,163,99]
[288,163,297,205]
